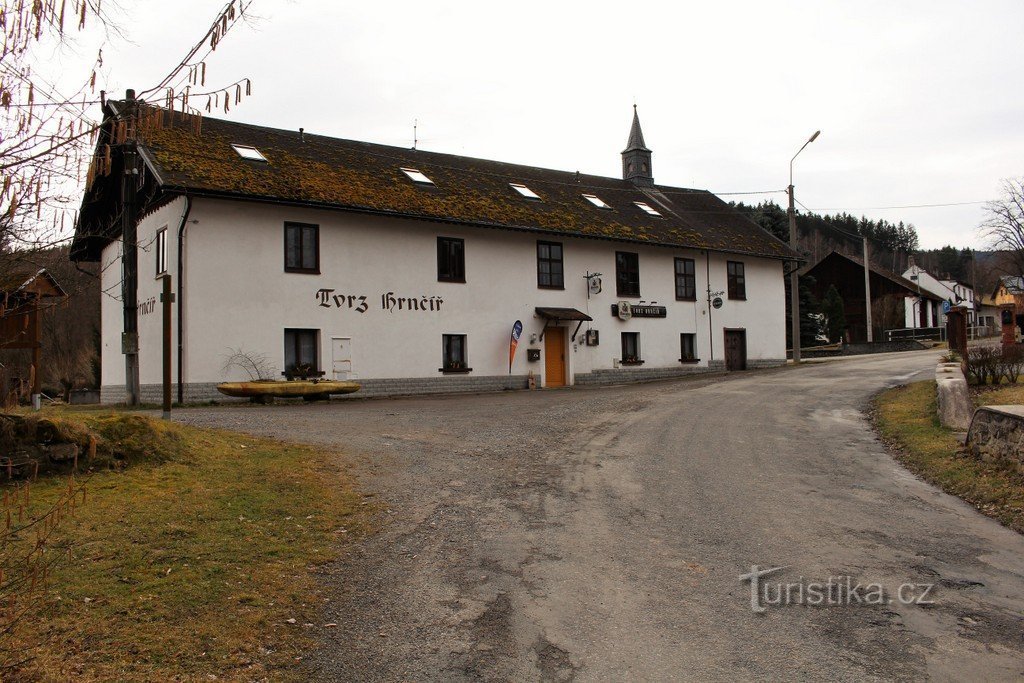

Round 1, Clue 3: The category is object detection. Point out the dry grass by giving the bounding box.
[873,381,1024,533]
[973,382,1024,407]
[5,411,374,681]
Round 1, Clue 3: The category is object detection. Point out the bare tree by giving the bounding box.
[981,178,1024,278]
[0,0,255,275]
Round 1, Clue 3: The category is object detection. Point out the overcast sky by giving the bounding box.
[69,0,1024,250]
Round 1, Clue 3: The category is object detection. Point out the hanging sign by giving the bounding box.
[712,297,723,309]
[509,320,523,373]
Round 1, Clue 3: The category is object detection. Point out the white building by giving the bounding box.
[902,263,975,330]
[72,102,796,403]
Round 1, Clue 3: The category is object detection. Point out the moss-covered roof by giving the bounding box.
[79,109,798,260]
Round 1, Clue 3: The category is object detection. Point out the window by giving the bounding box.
[437,237,465,282]
[284,329,318,376]
[441,334,469,372]
[155,227,167,276]
[537,241,564,289]
[285,222,319,273]
[582,193,612,210]
[674,257,696,300]
[634,201,662,217]
[680,333,697,361]
[621,332,641,364]
[615,251,640,297]
[231,144,267,162]
[510,183,541,200]
[401,167,434,185]
[727,261,746,300]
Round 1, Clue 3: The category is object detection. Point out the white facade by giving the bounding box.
[100,197,787,401]
[902,265,975,329]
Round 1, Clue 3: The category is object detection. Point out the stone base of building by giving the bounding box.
[100,359,787,404]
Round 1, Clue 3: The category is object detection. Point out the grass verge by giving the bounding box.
[7,411,374,681]
[972,382,1024,407]
[872,380,1024,533]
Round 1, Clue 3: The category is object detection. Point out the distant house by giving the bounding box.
[803,251,939,343]
[976,293,1002,335]
[992,276,1024,340]
[992,275,1024,307]
[901,264,976,330]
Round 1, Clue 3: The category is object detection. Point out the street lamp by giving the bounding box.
[788,130,820,363]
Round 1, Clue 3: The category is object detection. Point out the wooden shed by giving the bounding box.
[0,269,67,407]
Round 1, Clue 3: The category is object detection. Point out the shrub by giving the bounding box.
[966,346,1024,385]
[1000,346,1024,384]
[966,347,998,385]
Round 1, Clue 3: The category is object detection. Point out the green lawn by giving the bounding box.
[4,411,374,681]
[873,381,1024,533]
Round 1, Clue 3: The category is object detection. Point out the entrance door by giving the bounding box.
[544,330,566,387]
[724,329,747,371]
[331,337,353,380]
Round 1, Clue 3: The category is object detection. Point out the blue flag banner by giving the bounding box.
[509,320,523,374]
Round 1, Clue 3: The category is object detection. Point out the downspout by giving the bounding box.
[706,251,714,361]
[175,195,192,404]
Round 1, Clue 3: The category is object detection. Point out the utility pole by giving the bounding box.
[120,88,141,405]
[788,185,801,362]
[788,130,820,363]
[863,237,873,342]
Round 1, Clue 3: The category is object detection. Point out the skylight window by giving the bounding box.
[401,167,434,185]
[634,201,662,217]
[231,144,267,162]
[582,193,611,210]
[509,183,541,200]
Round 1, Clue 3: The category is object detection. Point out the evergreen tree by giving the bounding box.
[800,276,821,347]
[821,285,847,343]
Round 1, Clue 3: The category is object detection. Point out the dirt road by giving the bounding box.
[176,351,1024,681]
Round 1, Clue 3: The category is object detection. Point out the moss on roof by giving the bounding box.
[99,111,797,260]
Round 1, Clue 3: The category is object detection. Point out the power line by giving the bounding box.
[806,200,988,211]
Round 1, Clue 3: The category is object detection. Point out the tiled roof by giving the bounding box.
[807,251,942,299]
[999,275,1024,294]
[75,106,798,261]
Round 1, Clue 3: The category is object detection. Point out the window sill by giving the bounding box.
[616,294,641,299]
[285,268,321,275]
[438,278,466,284]
[538,284,565,290]
[676,297,697,302]
[620,360,645,366]
[439,367,473,374]
[679,358,700,364]
[728,296,747,301]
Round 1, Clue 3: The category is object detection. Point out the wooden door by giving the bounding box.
[724,329,747,371]
[544,330,566,387]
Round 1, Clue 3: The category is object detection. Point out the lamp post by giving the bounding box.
[788,130,820,363]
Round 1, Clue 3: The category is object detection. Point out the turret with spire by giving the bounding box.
[622,105,653,186]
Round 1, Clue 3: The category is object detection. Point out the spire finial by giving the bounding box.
[622,105,653,186]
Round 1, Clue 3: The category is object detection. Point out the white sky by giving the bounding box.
[64,0,1024,250]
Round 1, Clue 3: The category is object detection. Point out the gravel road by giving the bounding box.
[175,350,1024,682]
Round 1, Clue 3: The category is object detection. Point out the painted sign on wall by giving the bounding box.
[316,289,444,313]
